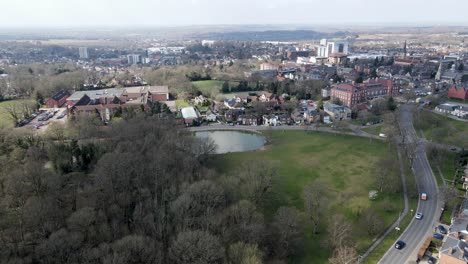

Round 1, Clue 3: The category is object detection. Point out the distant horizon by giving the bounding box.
[0,22,468,31]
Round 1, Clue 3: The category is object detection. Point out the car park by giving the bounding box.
[395,240,405,249]
[415,212,423,220]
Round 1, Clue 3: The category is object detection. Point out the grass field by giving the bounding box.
[0,99,35,129]
[415,110,468,148]
[212,131,402,263]
[192,80,225,98]
[175,99,190,108]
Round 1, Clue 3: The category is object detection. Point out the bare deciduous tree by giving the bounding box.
[227,242,263,264]
[328,246,358,264]
[327,214,353,249]
[303,180,329,234]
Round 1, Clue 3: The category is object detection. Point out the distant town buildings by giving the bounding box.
[202,40,216,47]
[79,47,89,59]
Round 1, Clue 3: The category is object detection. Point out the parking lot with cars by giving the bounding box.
[16,108,67,131]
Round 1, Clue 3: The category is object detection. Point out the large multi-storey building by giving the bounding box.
[79,47,89,59]
[127,54,141,65]
[317,39,349,57]
[331,78,396,108]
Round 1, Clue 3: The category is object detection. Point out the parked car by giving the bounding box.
[437,225,447,234]
[415,212,423,220]
[433,233,444,240]
[420,192,427,201]
[395,240,405,249]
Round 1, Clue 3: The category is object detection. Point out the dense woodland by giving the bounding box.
[0,113,317,264]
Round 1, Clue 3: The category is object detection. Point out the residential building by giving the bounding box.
[439,216,468,264]
[237,114,261,126]
[286,51,310,60]
[448,85,468,100]
[328,53,348,64]
[435,103,459,114]
[206,113,217,122]
[260,63,278,71]
[225,109,244,122]
[331,78,396,108]
[45,90,69,108]
[181,106,201,126]
[79,47,89,59]
[194,95,207,105]
[323,103,352,121]
[453,106,468,119]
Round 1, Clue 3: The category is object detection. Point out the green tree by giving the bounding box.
[387,97,397,111]
[222,81,230,93]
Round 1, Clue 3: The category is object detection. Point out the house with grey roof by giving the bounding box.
[439,216,468,263]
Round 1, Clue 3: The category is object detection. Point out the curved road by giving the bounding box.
[378,104,440,264]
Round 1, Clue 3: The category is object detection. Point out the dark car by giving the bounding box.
[438,225,447,234]
[395,240,405,249]
[433,233,444,240]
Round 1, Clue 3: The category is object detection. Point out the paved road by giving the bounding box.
[378,104,440,264]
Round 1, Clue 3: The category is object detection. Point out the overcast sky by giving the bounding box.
[1,0,467,27]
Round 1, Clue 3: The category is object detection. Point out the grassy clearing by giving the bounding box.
[175,99,190,108]
[192,80,225,98]
[212,131,402,263]
[0,99,36,129]
[414,109,468,148]
[428,150,458,186]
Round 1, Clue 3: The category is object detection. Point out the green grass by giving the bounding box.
[415,110,468,148]
[428,151,457,186]
[192,80,226,98]
[0,99,36,129]
[362,125,383,136]
[212,131,402,263]
[175,99,190,108]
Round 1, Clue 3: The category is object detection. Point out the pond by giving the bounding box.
[195,130,266,154]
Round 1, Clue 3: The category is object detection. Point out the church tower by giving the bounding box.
[435,62,443,81]
[403,40,407,59]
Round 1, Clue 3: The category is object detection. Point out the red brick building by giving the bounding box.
[448,85,468,100]
[331,78,396,108]
[67,86,170,120]
[45,90,69,108]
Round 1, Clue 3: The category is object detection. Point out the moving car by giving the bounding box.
[420,192,427,201]
[395,240,405,249]
[415,212,423,220]
[437,225,447,234]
